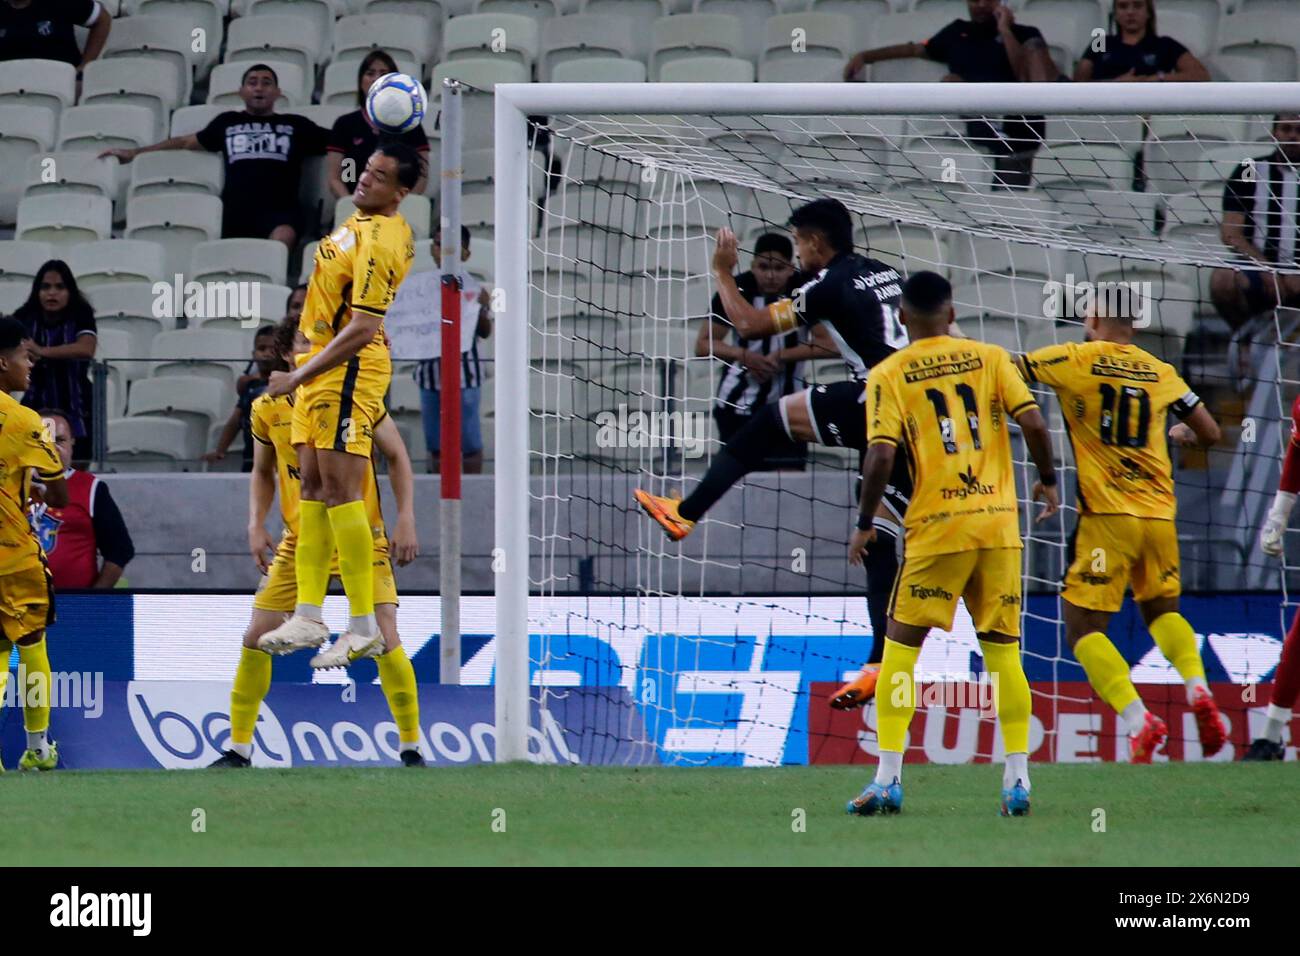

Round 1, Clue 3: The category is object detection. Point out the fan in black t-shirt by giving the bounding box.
[99,64,329,251]
[1075,0,1209,83]
[0,0,110,70]
[328,50,430,200]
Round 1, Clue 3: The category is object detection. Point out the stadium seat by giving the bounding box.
[127,151,225,203]
[187,282,291,330]
[759,11,857,81]
[1051,189,1161,238]
[80,57,183,140]
[1157,8,1219,59]
[207,60,308,108]
[150,329,254,389]
[465,236,494,282]
[361,0,450,16]
[0,104,59,224]
[106,416,192,471]
[226,14,326,78]
[333,14,438,72]
[104,376,126,421]
[539,14,640,80]
[0,240,53,285]
[443,12,541,68]
[862,223,950,276]
[16,195,113,249]
[171,105,227,139]
[1212,50,1291,83]
[125,194,224,277]
[691,0,779,61]
[189,239,290,288]
[134,0,226,78]
[22,152,120,212]
[1145,139,1252,197]
[90,281,177,365]
[299,241,320,283]
[101,16,199,105]
[431,58,529,149]
[0,281,27,313]
[662,52,759,80]
[551,57,646,82]
[295,104,353,131]
[94,327,135,364]
[56,104,158,153]
[1217,10,1300,79]
[1034,143,1133,192]
[68,240,168,289]
[0,59,76,115]
[651,14,745,77]
[1163,187,1222,240]
[332,193,432,235]
[475,0,561,21]
[1011,0,1097,70]
[948,235,1066,284]
[245,0,343,59]
[952,275,1051,324]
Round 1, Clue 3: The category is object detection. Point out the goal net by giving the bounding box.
[492,83,1300,767]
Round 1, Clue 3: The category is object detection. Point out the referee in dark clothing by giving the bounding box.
[697,233,837,470]
[1211,114,1300,331]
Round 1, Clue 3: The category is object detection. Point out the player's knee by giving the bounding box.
[1208,268,1239,302]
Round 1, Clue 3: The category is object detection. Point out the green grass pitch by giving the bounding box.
[5,763,1297,866]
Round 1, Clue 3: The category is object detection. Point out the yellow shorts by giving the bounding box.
[290,346,391,458]
[889,547,1023,637]
[0,562,55,642]
[1062,514,1180,613]
[253,536,398,613]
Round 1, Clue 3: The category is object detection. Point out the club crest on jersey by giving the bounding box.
[328,226,355,251]
[32,511,62,554]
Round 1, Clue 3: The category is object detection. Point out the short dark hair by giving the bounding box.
[789,198,853,255]
[36,408,71,431]
[901,271,953,316]
[753,233,793,260]
[374,140,421,190]
[241,63,279,86]
[0,315,27,352]
[357,49,398,107]
[254,323,277,340]
[271,315,298,368]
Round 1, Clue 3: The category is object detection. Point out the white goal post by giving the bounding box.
[493,82,1300,764]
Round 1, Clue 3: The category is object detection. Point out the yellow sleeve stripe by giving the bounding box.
[769,298,798,332]
[1009,399,1038,417]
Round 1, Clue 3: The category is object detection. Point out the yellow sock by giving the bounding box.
[1074,631,1141,715]
[1148,612,1205,683]
[229,646,272,747]
[0,638,11,713]
[979,639,1032,755]
[296,499,334,609]
[17,637,52,736]
[327,500,375,619]
[377,645,421,748]
[875,638,921,754]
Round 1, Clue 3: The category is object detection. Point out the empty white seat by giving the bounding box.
[334,14,438,71]
[22,152,119,207]
[80,57,183,140]
[0,240,53,285]
[948,235,1066,283]
[125,194,224,277]
[128,150,225,201]
[245,0,341,60]
[171,104,227,139]
[295,104,353,131]
[431,56,531,90]
[551,57,646,82]
[952,276,1052,325]
[0,104,59,224]
[68,240,168,289]
[101,15,199,104]
[0,59,76,114]
[106,416,192,471]
[185,281,291,330]
[207,61,308,108]
[1034,143,1133,192]
[94,327,135,362]
[189,239,289,286]
[540,13,639,79]
[150,329,253,389]
[133,0,225,78]
[760,11,856,76]
[658,56,755,82]
[443,12,540,67]
[88,281,176,361]
[651,14,745,76]
[56,104,158,153]
[1217,10,1300,77]
[0,281,28,313]
[362,0,449,15]
[16,195,113,248]
[226,15,325,79]
[692,0,779,60]
[475,0,560,20]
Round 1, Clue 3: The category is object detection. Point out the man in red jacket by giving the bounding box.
[29,409,134,589]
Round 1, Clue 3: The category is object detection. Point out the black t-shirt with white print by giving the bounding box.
[195,111,329,213]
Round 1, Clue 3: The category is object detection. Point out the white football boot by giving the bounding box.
[258,615,330,656]
[309,630,384,669]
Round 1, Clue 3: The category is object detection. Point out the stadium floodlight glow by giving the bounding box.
[493,82,1300,765]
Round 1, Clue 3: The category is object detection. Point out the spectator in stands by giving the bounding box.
[286,282,307,323]
[697,233,838,471]
[1075,0,1210,83]
[98,64,329,252]
[842,0,1059,189]
[416,225,491,474]
[14,260,96,467]
[327,50,429,200]
[0,0,111,77]
[1210,114,1300,331]
[29,408,134,589]
[203,324,280,472]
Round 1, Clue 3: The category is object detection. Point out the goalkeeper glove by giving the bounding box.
[1260,490,1296,557]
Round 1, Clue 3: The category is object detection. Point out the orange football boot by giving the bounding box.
[830,664,881,710]
[1190,686,1227,757]
[1129,711,1169,764]
[634,489,695,542]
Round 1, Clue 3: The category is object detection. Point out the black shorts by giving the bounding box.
[805,381,911,522]
[714,406,807,470]
[222,205,298,240]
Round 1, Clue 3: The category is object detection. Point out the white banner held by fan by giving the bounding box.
[386,270,480,361]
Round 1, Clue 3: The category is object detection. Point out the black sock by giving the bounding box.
[863,527,900,664]
[679,404,785,523]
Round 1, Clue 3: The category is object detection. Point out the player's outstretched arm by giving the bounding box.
[1015,406,1060,524]
[849,442,896,566]
[712,229,783,339]
[248,439,277,574]
[374,415,419,567]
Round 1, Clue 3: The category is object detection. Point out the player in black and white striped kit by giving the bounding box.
[636,198,921,709]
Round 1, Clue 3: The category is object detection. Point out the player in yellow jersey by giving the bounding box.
[209,318,425,768]
[1017,304,1226,763]
[0,317,69,772]
[262,142,418,661]
[846,273,1059,817]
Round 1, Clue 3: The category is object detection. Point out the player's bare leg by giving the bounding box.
[1139,595,1225,757]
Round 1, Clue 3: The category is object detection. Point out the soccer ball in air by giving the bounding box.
[364,72,428,135]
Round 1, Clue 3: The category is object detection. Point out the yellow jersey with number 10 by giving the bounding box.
[866,335,1038,557]
[1017,340,1200,520]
